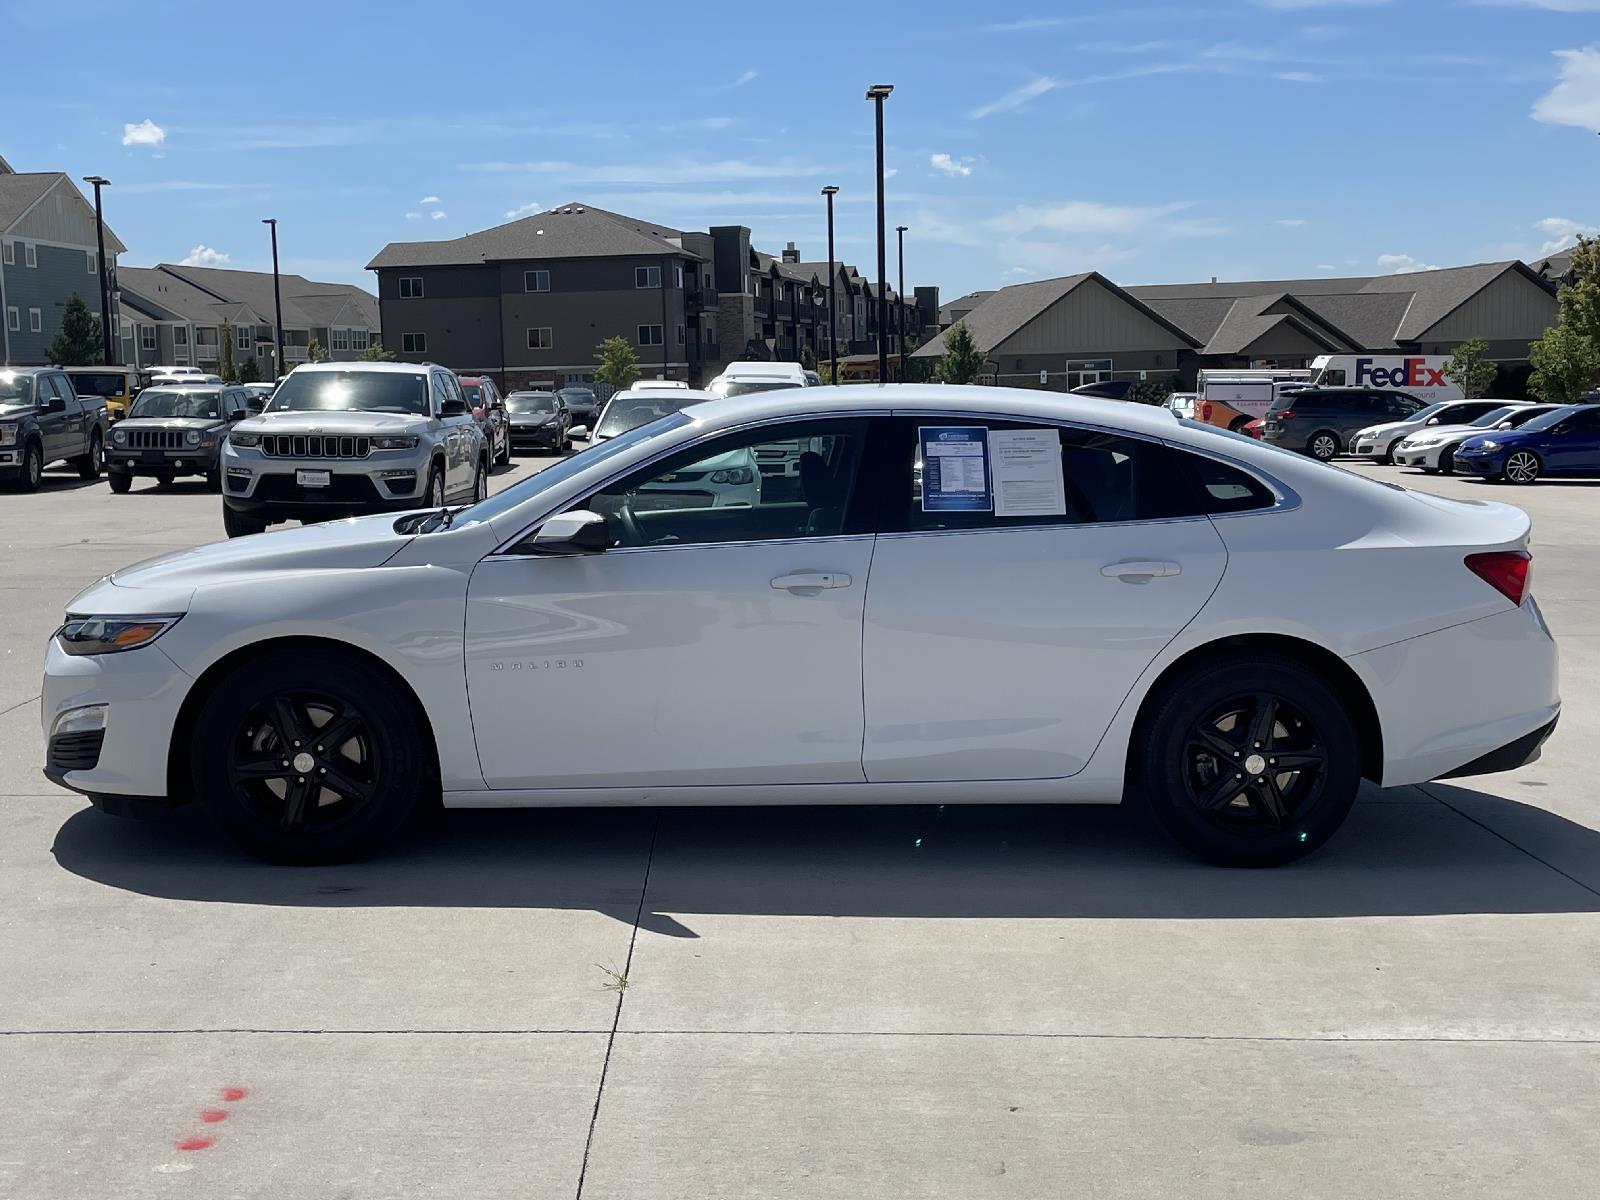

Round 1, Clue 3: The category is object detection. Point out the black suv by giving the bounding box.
[1261,387,1423,460]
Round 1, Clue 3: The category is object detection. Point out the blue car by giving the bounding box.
[1455,403,1600,484]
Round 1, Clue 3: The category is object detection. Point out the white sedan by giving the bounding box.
[41,387,1559,867]
[1393,404,1566,474]
[1351,399,1523,462]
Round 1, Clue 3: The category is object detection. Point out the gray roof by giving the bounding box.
[1130,275,1373,299]
[0,171,127,252]
[1536,248,1576,280]
[367,202,701,269]
[1140,292,1351,356]
[117,264,379,333]
[1291,292,1412,351]
[938,290,996,323]
[1355,261,1526,341]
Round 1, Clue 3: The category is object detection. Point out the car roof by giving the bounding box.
[292,361,433,375]
[0,366,52,376]
[613,388,715,403]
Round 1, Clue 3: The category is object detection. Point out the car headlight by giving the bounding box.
[371,435,419,450]
[229,432,260,448]
[111,427,127,445]
[1405,436,1441,449]
[710,467,753,484]
[56,614,182,656]
[1474,440,1500,452]
[185,429,201,446]
[1354,428,1375,441]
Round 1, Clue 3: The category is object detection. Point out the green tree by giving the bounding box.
[220,318,237,382]
[800,344,818,371]
[1129,378,1174,406]
[1443,336,1497,400]
[933,323,985,385]
[306,337,329,364]
[1528,321,1600,405]
[360,341,396,361]
[1559,236,1600,354]
[47,294,103,365]
[593,335,641,391]
[237,357,261,383]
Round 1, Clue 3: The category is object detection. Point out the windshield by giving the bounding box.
[595,395,688,437]
[507,392,557,414]
[1465,406,1523,428]
[1404,402,1450,424]
[1499,406,1558,428]
[461,383,484,405]
[1518,406,1582,434]
[454,412,692,528]
[558,388,594,403]
[66,372,127,397]
[130,388,221,419]
[708,379,797,399]
[0,374,35,406]
[267,370,428,415]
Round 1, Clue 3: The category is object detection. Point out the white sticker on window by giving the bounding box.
[989,428,1067,517]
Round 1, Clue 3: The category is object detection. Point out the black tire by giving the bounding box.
[190,649,429,863]
[1131,654,1361,867]
[108,469,132,494]
[76,430,103,479]
[1438,447,1455,476]
[472,458,488,503]
[153,467,176,488]
[222,505,267,538]
[496,433,510,466]
[1306,431,1340,462]
[424,462,446,507]
[1503,450,1541,485]
[17,441,43,492]
[205,469,222,493]
[1228,416,1251,433]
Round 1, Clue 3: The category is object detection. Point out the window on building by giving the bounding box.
[703,271,712,288]
[29,308,43,334]
[236,325,253,352]
[676,325,685,345]
[24,243,37,268]
[87,251,97,275]
[527,327,553,349]
[5,307,16,332]
[635,266,661,289]
[398,276,424,299]
[195,327,219,347]
[706,323,717,345]
[173,326,189,346]
[141,326,156,351]
[402,332,427,354]
[350,328,369,351]
[524,269,549,292]
[1,242,11,266]
[1065,359,1113,389]
[638,324,663,346]
[331,328,351,352]
[674,265,684,289]
[750,276,759,297]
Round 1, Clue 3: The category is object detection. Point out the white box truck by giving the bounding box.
[1308,355,1462,402]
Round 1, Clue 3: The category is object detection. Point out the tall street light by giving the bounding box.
[822,185,839,386]
[81,176,114,365]
[865,83,893,383]
[895,224,908,383]
[262,218,285,378]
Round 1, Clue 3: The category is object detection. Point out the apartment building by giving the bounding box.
[115,264,380,376]
[367,203,938,390]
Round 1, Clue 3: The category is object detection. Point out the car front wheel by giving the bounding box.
[1438,448,1456,476]
[1307,432,1340,461]
[108,469,132,494]
[17,441,44,492]
[191,650,429,863]
[1132,654,1361,867]
[222,506,267,538]
[1503,450,1541,485]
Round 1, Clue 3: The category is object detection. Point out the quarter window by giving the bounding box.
[527,327,553,349]
[635,266,661,289]
[402,332,427,354]
[637,324,663,346]
[398,276,424,298]
[524,269,549,292]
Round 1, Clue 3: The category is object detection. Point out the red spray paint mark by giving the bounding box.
[220,1087,248,1102]
[199,1109,229,1124]
[174,1135,215,1152]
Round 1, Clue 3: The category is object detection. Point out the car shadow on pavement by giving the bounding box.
[49,783,1600,935]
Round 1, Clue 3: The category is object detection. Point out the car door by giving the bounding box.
[861,417,1228,782]
[464,416,878,789]
[35,375,73,464]
[427,372,467,496]
[1542,406,1600,474]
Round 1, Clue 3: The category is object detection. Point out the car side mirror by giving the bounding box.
[227,409,246,422]
[245,399,265,414]
[441,398,466,417]
[524,510,610,555]
[569,425,589,439]
[45,396,66,413]
[1425,417,1440,426]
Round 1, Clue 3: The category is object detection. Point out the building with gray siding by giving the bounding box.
[0,159,126,367]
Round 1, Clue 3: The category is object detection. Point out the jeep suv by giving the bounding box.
[218,362,487,537]
[107,383,252,492]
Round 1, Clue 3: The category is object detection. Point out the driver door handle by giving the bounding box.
[1100,559,1181,580]
[771,572,852,592]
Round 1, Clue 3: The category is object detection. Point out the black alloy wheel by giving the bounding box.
[226,691,380,834]
[1182,694,1328,835]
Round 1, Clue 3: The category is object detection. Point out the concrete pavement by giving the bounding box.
[2,455,1597,1198]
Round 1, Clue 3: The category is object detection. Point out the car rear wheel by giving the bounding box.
[1132,654,1361,867]
[1307,431,1340,461]
[222,506,267,538]
[1504,450,1541,485]
[76,430,103,479]
[191,650,428,863]
[108,469,132,494]
[1227,415,1252,433]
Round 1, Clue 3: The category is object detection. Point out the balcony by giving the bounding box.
[686,286,719,310]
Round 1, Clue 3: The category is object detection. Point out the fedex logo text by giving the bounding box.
[1354,357,1448,389]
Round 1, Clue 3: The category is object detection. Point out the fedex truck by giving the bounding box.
[1308,355,1462,403]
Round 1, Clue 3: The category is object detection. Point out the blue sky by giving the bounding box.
[3,0,1598,300]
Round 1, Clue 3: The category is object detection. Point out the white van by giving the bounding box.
[1308,355,1462,403]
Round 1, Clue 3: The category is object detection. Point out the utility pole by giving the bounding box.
[865,84,894,383]
[895,224,908,382]
[82,176,114,364]
[262,219,285,377]
[822,185,839,386]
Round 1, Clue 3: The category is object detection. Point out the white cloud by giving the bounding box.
[1533,47,1600,129]
[404,211,422,220]
[990,199,1198,237]
[1316,263,1337,270]
[1474,0,1600,10]
[121,119,166,147]
[430,211,447,221]
[179,244,230,267]
[1274,70,1326,82]
[1276,218,1308,226]
[463,158,829,183]
[1377,253,1441,273]
[884,167,899,178]
[699,116,735,130]
[930,152,974,177]
[1255,0,1389,8]
[504,201,543,219]
[419,195,441,205]
[718,69,758,89]
[1535,216,1600,254]
[971,77,1059,119]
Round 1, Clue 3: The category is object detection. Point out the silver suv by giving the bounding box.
[219,362,488,537]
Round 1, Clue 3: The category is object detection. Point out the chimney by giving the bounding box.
[782,241,800,264]
[1210,276,1218,284]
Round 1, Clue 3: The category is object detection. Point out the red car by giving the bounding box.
[1242,418,1264,440]
[457,376,510,466]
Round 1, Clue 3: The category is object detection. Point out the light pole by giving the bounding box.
[81,176,114,365]
[865,83,893,383]
[822,185,839,386]
[262,218,285,377]
[895,224,908,382]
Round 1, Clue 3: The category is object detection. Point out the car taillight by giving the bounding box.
[1465,550,1531,606]
[1275,409,1295,420]
[1202,402,1212,421]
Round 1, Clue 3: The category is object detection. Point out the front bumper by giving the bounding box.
[106,446,218,476]
[1454,449,1508,477]
[1351,436,1390,458]
[510,424,564,448]
[220,443,432,519]
[1392,443,1445,469]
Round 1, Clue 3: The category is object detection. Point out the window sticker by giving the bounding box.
[989,428,1067,517]
[919,425,991,512]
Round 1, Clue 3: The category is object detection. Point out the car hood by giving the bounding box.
[1399,421,1481,441]
[508,412,557,425]
[0,403,36,421]
[1361,419,1420,436]
[234,410,429,436]
[116,416,225,431]
[1460,429,1538,449]
[67,514,417,615]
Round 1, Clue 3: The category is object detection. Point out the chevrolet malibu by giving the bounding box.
[41,387,1559,867]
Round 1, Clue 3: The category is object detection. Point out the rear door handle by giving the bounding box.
[1100,559,1181,580]
[771,572,852,592]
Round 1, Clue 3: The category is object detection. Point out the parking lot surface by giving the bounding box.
[3,454,1599,1198]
